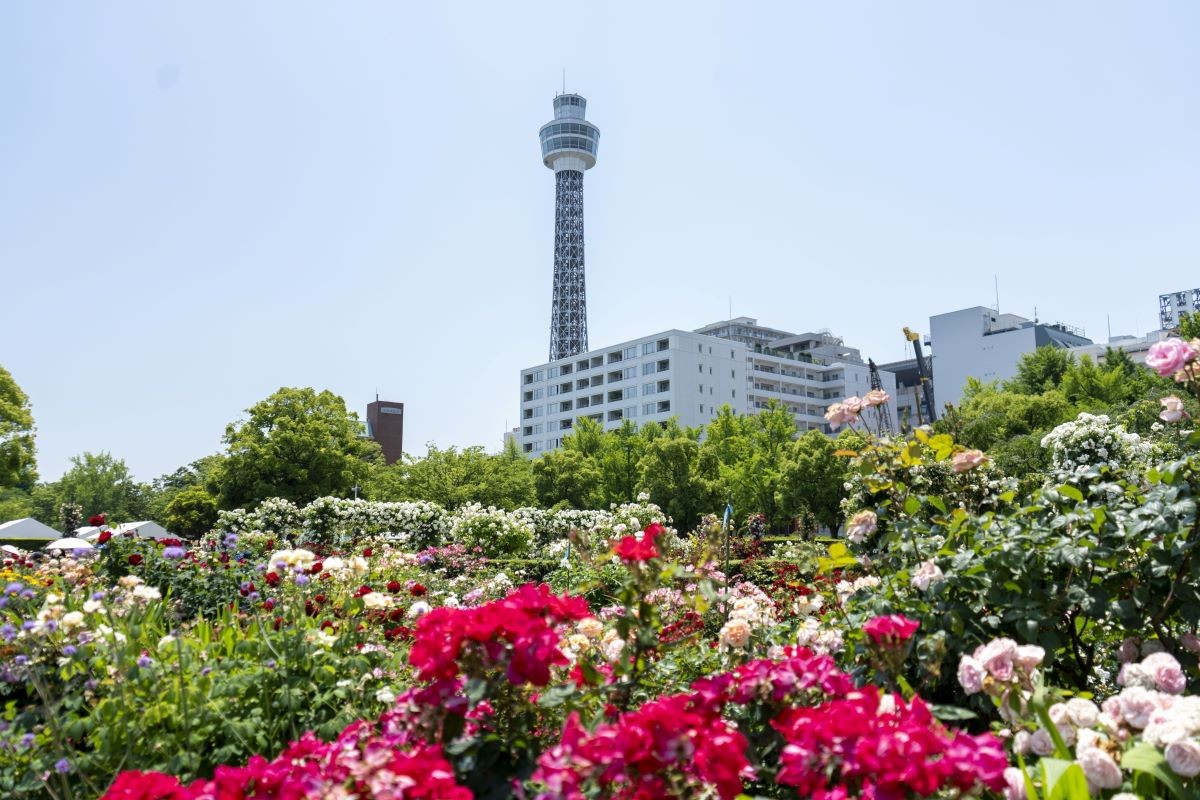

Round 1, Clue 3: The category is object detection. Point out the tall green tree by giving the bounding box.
[533,447,603,509]
[781,429,852,531]
[1005,347,1074,394]
[0,365,37,490]
[163,485,219,537]
[57,451,148,522]
[390,443,535,509]
[216,388,380,508]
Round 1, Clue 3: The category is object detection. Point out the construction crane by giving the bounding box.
[866,359,893,435]
[903,327,937,423]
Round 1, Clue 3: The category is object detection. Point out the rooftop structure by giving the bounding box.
[1160,289,1200,331]
[540,93,600,361]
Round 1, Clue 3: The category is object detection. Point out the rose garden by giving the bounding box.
[1,335,1200,799]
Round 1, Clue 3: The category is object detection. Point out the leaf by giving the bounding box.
[1121,743,1192,800]
[927,496,947,514]
[929,704,977,721]
[1056,484,1084,502]
[833,449,859,457]
[904,495,921,515]
[1047,762,1090,800]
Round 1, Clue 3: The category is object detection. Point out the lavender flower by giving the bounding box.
[62,645,77,657]
[91,591,106,601]
[294,574,310,586]
[20,733,34,749]
[224,533,239,548]
[1,624,16,642]
[162,547,186,560]
[137,655,153,668]
[3,582,21,595]
[54,758,70,773]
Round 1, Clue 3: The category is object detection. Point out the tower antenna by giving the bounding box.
[994,275,1000,313]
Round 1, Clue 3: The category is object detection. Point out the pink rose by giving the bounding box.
[863,389,890,407]
[957,655,986,695]
[1002,767,1025,800]
[843,396,865,414]
[845,510,877,544]
[1079,747,1123,791]
[1160,395,1189,423]
[1166,739,1200,778]
[1118,686,1158,729]
[910,559,944,592]
[1146,338,1196,377]
[863,614,920,646]
[952,449,986,473]
[976,638,1019,682]
[1015,644,1045,674]
[824,402,858,429]
[1142,652,1186,694]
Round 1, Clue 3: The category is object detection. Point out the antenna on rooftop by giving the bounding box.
[562,68,566,94]
[994,275,1000,313]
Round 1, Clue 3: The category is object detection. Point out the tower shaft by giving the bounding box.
[550,170,587,360]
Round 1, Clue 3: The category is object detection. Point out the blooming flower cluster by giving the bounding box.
[1040,412,1153,476]
[102,720,470,800]
[825,390,891,431]
[408,583,592,686]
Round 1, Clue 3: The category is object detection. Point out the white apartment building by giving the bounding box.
[929,306,1092,407]
[517,318,896,455]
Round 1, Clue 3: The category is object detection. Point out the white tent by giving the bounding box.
[74,526,102,539]
[45,538,94,551]
[113,521,172,540]
[0,518,61,541]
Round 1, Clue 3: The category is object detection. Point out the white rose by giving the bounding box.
[1166,739,1200,778]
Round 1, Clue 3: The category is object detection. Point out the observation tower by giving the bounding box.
[539,93,600,361]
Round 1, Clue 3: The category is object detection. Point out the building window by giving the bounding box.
[657,338,669,351]
[698,343,703,353]
[657,400,671,413]
[643,382,656,395]
[658,379,670,393]
[623,386,637,400]
[577,397,590,408]
[590,356,603,368]
[590,375,603,387]
[577,379,589,391]
[608,390,622,403]
[657,359,670,372]
[523,409,533,419]
[607,351,622,364]
[524,390,533,402]
[608,370,622,383]
[560,400,573,412]
[607,409,623,421]
[588,413,602,422]
[642,342,656,355]
[536,370,545,381]
[523,425,533,436]
[560,419,573,430]
[534,387,544,399]
[698,364,703,373]
[731,369,735,378]
[534,423,544,434]
[561,364,572,375]
[732,390,736,398]
[625,405,637,418]
[549,366,560,378]
[643,402,657,415]
[523,374,534,385]
[548,385,559,397]
[576,359,589,372]
[559,382,572,394]
[699,383,703,393]
[523,443,533,453]
[623,366,637,380]
[546,403,556,414]
[533,406,543,417]
[624,346,638,359]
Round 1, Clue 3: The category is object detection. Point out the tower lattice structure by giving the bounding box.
[539,93,600,361]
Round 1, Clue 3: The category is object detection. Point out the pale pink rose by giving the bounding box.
[1101,695,1123,722]
[843,396,865,414]
[1118,686,1159,729]
[976,637,1019,682]
[1075,728,1103,755]
[1166,739,1200,778]
[1078,747,1123,791]
[863,389,890,407]
[951,449,986,473]
[957,654,986,695]
[910,559,944,592]
[1064,697,1100,729]
[1160,395,1189,423]
[1118,662,1156,690]
[1030,729,1056,756]
[1143,652,1187,694]
[1117,637,1141,664]
[1015,644,1045,674]
[845,510,877,544]
[824,402,858,429]
[1012,730,1032,755]
[1182,633,1200,655]
[1002,767,1025,800]
[1146,338,1196,377]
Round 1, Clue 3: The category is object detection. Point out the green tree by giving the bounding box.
[163,485,219,537]
[598,420,646,504]
[637,434,713,530]
[1176,311,1200,340]
[57,452,149,523]
[0,487,33,522]
[533,448,603,509]
[388,443,534,508]
[781,429,852,531]
[216,387,380,508]
[0,365,37,490]
[1005,347,1074,394]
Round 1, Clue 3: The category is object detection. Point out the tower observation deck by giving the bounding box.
[539,93,600,361]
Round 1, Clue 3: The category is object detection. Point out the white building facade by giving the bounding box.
[517,318,896,455]
[929,306,1092,407]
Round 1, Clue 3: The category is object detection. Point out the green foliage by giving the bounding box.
[163,485,219,537]
[533,448,604,509]
[390,443,535,509]
[1177,311,1200,340]
[217,387,380,509]
[781,429,854,530]
[0,365,36,490]
[57,451,149,523]
[1005,347,1075,394]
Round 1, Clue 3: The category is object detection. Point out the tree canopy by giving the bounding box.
[0,365,37,491]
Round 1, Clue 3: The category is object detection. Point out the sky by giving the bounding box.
[2,2,1199,482]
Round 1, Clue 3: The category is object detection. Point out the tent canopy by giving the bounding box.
[114,521,172,540]
[46,538,94,551]
[0,518,61,541]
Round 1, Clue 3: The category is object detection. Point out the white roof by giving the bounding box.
[113,521,171,540]
[45,538,94,551]
[0,518,61,540]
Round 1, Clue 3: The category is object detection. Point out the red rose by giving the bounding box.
[614,535,658,562]
[387,580,403,593]
[643,522,665,540]
[314,594,327,604]
[388,608,405,622]
[362,548,373,557]
[88,514,106,527]
[410,583,427,597]
[97,531,112,544]
[354,585,373,598]
[263,599,275,611]
[128,554,143,566]
[265,572,281,587]
[310,562,322,574]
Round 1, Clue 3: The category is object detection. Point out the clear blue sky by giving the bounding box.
[3,2,1198,482]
